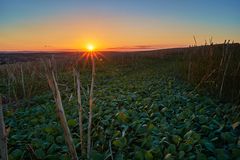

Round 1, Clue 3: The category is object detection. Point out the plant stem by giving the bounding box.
[20,64,26,99]
[219,42,232,98]
[44,60,78,160]
[87,53,95,159]
[73,68,84,156]
[0,96,8,160]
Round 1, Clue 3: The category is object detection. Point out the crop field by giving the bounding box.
[0,44,240,159]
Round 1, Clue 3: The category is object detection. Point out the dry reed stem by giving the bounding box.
[192,69,216,93]
[8,68,18,103]
[87,54,95,159]
[187,56,192,81]
[219,42,232,98]
[20,64,26,98]
[43,59,78,160]
[0,96,8,160]
[109,140,113,160]
[73,67,84,156]
[187,36,198,81]
[217,40,226,83]
[193,36,197,47]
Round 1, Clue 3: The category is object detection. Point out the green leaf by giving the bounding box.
[44,126,56,134]
[91,150,105,160]
[115,153,124,160]
[164,153,173,160]
[184,130,193,139]
[46,135,55,144]
[172,135,182,145]
[167,144,176,154]
[178,151,185,159]
[113,137,127,149]
[10,149,23,159]
[45,155,60,160]
[215,149,230,160]
[184,130,201,144]
[144,150,153,160]
[201,125,211,133]
[197,153,207,160]
[221,132,236,143]
[232,148,240,158]
[56,136,64,144]
[198,115,208,124]
[116,112,129,123]
[135,151,144,160]
[201,139,215,152]
[48,143,59,154]
[179,143,192,152]
[67,119,77,127]
[148,123,155,131]
[35,149,45,159]
[30,118,39,124]
[161,107,168,113]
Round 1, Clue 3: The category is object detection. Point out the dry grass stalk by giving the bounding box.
[192,69,216,93]
[20,64,26,98]
[217,40,226,82]
[187,36,198,81]
[219,41,232,98]
[73,67,84,156]
[235,61,240,76]
[208,40,214,73]
[73,69,76,96]
[43,59,78,160]
[193,36,197,47]
[109,140,113,160]
[87,54,95,159]
[6,68,11,104]
[187,54,192,81]
[7,67,18,103]
[51,56,58,81]
[0,96,8,160]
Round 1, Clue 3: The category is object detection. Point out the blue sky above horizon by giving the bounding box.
[0,0,240,51]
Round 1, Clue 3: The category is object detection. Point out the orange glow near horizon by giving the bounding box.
[1,9,239,52]
[1,1,240,52]
[1,16,239,52]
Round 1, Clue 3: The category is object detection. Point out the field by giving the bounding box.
[0,44,240,159]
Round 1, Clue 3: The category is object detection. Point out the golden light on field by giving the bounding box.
[87,44,95,52]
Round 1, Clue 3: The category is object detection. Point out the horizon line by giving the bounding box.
[0,42,239,53]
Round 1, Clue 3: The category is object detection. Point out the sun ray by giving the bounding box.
[79,44,106,69]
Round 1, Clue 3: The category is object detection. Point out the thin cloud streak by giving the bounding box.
[105,44,187,51]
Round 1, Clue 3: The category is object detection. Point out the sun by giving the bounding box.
[82,43,103,60]
[87,44,95,51]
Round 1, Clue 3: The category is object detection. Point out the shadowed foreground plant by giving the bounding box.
[43,59,78,160]
[0,96,8,160]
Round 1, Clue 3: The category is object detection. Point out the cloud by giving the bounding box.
[106,45,156,51]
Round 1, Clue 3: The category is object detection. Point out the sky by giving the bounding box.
[0,0,240,51]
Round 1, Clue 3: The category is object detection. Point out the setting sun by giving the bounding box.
[87,44,95,52]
